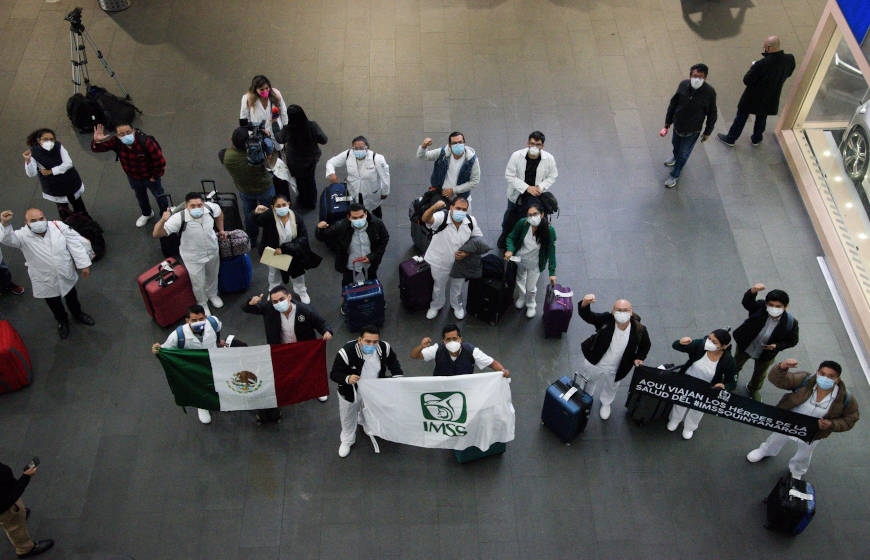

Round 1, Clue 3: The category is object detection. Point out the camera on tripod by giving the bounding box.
[65,7,84,31]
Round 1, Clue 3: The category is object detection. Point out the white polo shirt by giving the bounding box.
[423,210,482,271]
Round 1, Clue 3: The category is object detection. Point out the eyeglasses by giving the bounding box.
[529,142,544,147]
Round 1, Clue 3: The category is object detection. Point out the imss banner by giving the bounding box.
[357,372,515,451]
[156,340,328,411]
[629,365,819,442]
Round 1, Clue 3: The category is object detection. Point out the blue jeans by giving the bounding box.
[725,111,766,144]
[239,186,276,246]
[128,177,168,216]
[670,132,700,179]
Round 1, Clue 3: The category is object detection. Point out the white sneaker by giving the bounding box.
[525,306,536,319]
[297,291,311,305]
[453,307,465,320]
[664,157,676,167]
[515,298,525,309]
[338,442,353,458]
[599,404,611,420]
[135,212,154,227]
[317,395,328,402]
[681,429,694,440]
[666,420,680,432]
[209,295,224,308]
[197,409,212,424]
[664,176,678,189]
[746,448,767,463]
[426,307,440,320]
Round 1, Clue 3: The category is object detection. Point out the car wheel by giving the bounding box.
[842,126,869,182]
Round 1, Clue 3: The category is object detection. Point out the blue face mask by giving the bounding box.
[275,206,290,217]
[189,208,204,218]
[451,209,467,223]
[353,149,367,159]
[361,343,377,355]
[272,300,291,313]
[815,375,835,390]
[351,218,367,229]
[119,133,135,145]
[450,143,465,156]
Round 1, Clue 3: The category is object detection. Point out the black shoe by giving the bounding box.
[751,137,762,146]
[717,133,735,147]
[74,312,95,326]
[17,539,54,558]
[58,322,70,339]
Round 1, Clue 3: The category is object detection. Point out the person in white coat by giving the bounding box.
[421,197,483,320]
[0,208,94,339]
[499,131,558,248]
[325,136,390,218]
[240,75,288,131]
[416,132,480,200]
[152,304,224,425]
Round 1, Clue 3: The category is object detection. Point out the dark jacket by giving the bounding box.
[738,51,796,115]
[30,141,83,197]
[0,462,30,512]
[665,80,718,136]
[671,338,737,389]
[253,209,322,278]
[276,121,328,166]
[241,298,333,345]
[733,289,799,361]
[578,304,651,382]
[450,237,491,279]
[768,363,859,441]
[330,339,404,402]
[315,214,389,276]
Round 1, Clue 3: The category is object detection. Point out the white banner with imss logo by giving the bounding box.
[357,372,516,450]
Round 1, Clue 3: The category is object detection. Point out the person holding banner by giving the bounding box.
[330,325,404,458]
[577,294,651,420]
[746,359,859,480]
[410,323,511,378]
[667,329,737,439]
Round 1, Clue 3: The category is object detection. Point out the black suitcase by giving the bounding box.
[765,474,816,535]
[625,365,676,425]
[157,194,181,257]
[202,179,243,232]
[466,256,517,325]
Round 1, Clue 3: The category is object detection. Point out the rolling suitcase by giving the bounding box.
[467,256,517,325]
[625,365,675,425]
[542,283,573,338]
[541,373,593,443]
[157,194,181,257]
[0,320,33,393]
[342,279,385,332]
[218,254,253,293]
[765,474,816,535]
[319,182,355,225]
[454,442,507,463]
[137,258,196,327]
[202,179,243,232]
[399,257,434,310]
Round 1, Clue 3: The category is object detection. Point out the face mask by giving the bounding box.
[704,338,719,352]
[445,340,461,353]
[767,306,784,318]
[613,311,631,324]
[451,210,467,223]
[450,143,465,156]
[815,375,835,390]
[190,321,206,333]
[527,214,542,227]
[528,146,541,157]
[361,343,377,355]
[690,77,704,89]
[40,140,55,151]
[353,149,367,159]
[272,300,290,313]
[275,207,290,217]
[351,218,367,229]
[28,220,48,234]
[119,133,135,145]
[189,208,204,219]
[258,89,270,98]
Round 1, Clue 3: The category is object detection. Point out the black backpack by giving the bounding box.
[87,85,140,129]
[66,93,104,133]
[58,208,106,262]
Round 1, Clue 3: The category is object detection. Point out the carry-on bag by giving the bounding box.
[765,474,816,535]
[0,320,33,394]
[86,85,139,128]
[342,279,385,332]
[137,258,196,327]
[319,182,355,226]
[218,254,253,293]
[218,229,251,259]
[541,373,593,443]
[467,255,517,325]
[201,179,243,232]
[156,194,181,258]
[625,365,675,425]
[58,207,106,262]
[66,93,103,133]
[454,442,507,464]
[399,257,434,310]
[543,283,572,337]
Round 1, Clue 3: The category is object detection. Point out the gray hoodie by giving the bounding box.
[450,237,492,279]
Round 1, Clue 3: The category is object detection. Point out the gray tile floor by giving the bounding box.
[1,0,868,558]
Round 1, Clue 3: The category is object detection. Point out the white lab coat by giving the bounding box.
[324,149,390,210]
[0,221,91,298]
[504,148,558,203]
[240,89,288,128]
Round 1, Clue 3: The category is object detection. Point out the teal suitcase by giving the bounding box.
[454,442,506,463]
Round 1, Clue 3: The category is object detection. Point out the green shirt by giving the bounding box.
[505,218,557,275]
[221,147,273,195]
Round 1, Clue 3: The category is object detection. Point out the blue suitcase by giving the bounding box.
[319,183,355,225]
[766,474,816,535]
[541,373,593,443]
[342,279,385,332]
[454,442,507,463]
[218,254,253,293]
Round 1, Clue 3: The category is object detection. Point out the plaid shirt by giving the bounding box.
[91,133,166,180]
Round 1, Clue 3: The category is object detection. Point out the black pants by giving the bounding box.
[45,286,83,323]
[57,195,87,216]
[371,206,382,219]
[289,161,318,209]
[724,111,767,144]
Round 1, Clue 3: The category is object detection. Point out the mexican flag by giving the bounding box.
[156,340,328,411]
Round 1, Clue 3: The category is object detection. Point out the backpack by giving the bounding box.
[54,214,106,262]
[66,93,104,133]
[175,316,220,349]
[431,211,474,237]
[409,188,450,224]
[86,85,140,128]
[177,205,216,236]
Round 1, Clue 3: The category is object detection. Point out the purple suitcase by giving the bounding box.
[399,258,434,310]
[543,283,573,337]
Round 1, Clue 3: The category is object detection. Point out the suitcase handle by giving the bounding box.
[155,259,178,287]
[571,371,589,390]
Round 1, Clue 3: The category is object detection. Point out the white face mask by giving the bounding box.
[40,140,55,151]
[690,77,704,89]
[704,339,719,352]
[28,220,48,234]
[767,306,784,318]
[613,311,631,324]
[528,146,541,157]
[527,214,542,227]
[444,340,461,353]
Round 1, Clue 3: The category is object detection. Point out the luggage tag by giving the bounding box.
[560,371,588,399]
[553,289,573,298]
[788,489,813,502]
[509,256,521,263]
[411,255,425,263]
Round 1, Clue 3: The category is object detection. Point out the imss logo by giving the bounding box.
[421,392,468,436]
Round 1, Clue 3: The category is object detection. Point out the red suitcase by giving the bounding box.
[0,320,33,393]
[137,258,196,327]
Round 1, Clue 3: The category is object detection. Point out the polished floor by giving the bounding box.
[0,1,868,559]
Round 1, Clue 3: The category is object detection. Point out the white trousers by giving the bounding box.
[754,432,820,479]
[669,405,705,433]
[186,255,220,304]
[267,266,308,296]
[515,260,541,309]
[430,266,464,311]
[581,359,619,407]
[338,395,362,445]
